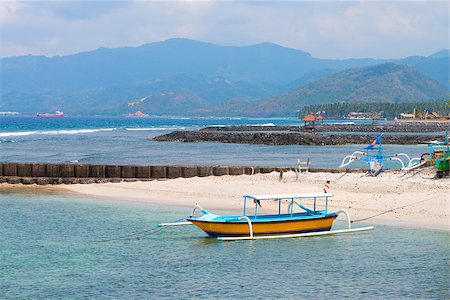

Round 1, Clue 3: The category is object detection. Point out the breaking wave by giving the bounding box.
[0,128,116,137]
[125,127,186,131]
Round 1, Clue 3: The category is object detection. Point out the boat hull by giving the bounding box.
[36,113,64,117]
[188,215,337,237]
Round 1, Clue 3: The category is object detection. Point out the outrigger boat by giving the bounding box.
[339,133,418,175]
[157,193,374,241]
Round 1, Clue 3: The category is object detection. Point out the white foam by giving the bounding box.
[125,127,185,131]
[0,131,38,137]
[0,128,116,137]
[253,123,276,127]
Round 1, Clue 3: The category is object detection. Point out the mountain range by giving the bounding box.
[0,38,448,116]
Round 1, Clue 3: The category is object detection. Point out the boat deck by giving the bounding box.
[190,211,337,223]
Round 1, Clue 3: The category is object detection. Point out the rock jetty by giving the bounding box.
[153,131,444,145]
[201,122,449,133]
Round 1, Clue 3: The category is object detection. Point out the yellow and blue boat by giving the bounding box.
[189,193,338,237]
[158,193,374,241]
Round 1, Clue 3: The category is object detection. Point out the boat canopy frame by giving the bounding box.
[243,193,333,219]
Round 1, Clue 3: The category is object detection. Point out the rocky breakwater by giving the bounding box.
[201,122,450,133]
[153,131,445,145]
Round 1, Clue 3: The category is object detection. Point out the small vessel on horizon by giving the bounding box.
[124,111,150,117]
[36,111,65,117]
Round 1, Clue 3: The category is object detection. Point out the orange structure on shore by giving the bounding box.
[302,114,316,127]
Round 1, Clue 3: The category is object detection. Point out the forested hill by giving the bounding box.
[215,63,448,117]
[299,100,450,119]
[0,38,448,116]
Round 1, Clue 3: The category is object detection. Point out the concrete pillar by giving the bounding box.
[151,166,166,179]
[61,164,75,178]
[244,167,255,175]
[182,166,197,178]
[89,165,105,178]
[259,167,275,174]
[17,163,32,177]
[105,165,122,178]
[31,163,46,177]
[196,166,213,177]
[3,163,18,176]
[46,164,61,178]
[228,166,245,176]
[136,166,151,178]
[213,166,228,176]
[122,166,137,178]
[166,166,181,179]
[75,164,89,178]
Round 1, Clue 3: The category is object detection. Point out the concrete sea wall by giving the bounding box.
[0,162,364,185]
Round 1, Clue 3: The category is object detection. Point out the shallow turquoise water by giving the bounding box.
[0,192,448,299]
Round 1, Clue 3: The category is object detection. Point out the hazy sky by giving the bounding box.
[1,1,448,59]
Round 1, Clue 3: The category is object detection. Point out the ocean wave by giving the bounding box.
[251,123,276,127]
[125,127,185,131]
[0,128,116,137]
[0,138,16,143]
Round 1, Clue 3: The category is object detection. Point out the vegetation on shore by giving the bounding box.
[299,100,450,119]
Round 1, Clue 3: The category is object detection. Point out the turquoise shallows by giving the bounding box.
[0,192,448,299]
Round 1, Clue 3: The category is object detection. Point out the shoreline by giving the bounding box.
[4,171,446,231]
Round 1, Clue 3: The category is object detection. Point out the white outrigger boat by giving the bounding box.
[157,193,374,241]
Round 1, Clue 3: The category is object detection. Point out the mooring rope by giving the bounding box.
[334,173,347,181]
[350,195,440,223]
[94,217,186,242]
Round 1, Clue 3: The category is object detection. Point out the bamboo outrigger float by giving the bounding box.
[157,193,374,241]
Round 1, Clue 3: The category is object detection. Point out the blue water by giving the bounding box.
[0,192,448,299]
[0,116,428,168]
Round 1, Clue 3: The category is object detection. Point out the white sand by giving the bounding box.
[59,169,449,231]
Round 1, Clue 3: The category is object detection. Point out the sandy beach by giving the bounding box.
[53,169,449,231]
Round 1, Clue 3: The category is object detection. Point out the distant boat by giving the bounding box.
[36,111,65,117]
[125,111,150,117]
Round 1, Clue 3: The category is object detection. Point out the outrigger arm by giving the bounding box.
[339,151,365,168]
[156,204,208,227]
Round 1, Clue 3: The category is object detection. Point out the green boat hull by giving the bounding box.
[436,160,449,171]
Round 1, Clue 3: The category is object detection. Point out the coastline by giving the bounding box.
[7,170,446,231]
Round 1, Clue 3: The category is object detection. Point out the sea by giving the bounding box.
[0,192,448,299]
[1,116,448,299]
[0,116,432,168]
